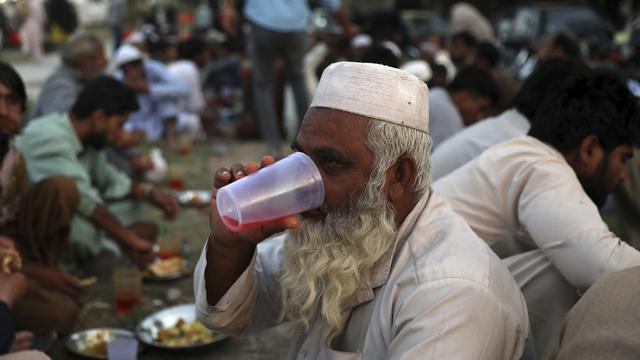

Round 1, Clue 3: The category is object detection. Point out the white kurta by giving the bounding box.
[430,109,530,181]
[167,60,205,136]
[428,88,464,149]
[194,191,529,359]
[433,136,640,357]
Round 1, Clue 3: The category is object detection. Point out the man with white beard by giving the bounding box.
[194,62,530,359]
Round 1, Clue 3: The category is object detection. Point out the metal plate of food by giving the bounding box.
[143,257,191,282]
[136,303,227,351]
[176,191,211,208]
[65,328,141,359]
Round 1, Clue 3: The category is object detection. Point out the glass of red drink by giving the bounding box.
[113,267,142,315]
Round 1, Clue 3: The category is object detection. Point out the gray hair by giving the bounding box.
[61,32,103,67]
[364,120,432,196]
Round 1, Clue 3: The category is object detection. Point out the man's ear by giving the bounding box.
[384,154,417,201]
[577,135,604,170]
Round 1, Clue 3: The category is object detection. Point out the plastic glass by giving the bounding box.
[107,337,138,360]
[216,152,324,232]
[113,267,142,315]
[157,235,182,259]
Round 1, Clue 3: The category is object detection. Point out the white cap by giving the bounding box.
[124,31,145,45]
[351,34,372,49]
[381,40,402,58]
[401,60,432,82]
[311,62,429,133]
[114,44,143,67]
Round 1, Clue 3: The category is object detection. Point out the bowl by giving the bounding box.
[175,191,211,208]
[65,328,141,359]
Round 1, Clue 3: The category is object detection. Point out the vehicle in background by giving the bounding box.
[493,3,613,78]
[400,9,449,41]
[494,3,612,50]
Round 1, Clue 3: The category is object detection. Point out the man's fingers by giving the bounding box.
[260,155,275,168]
[213,168,231,189]
[244,162,259,175]
[255,216,299,239]
[229,163,246,179]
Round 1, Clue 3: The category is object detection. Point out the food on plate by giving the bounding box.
[79,277,97,287]
[156,319,216,346]
[1,249,21,274]
[81,330,112,356]
[188,193,209,207]
[147,257,185,278]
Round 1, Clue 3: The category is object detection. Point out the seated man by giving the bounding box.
[194,62,530,359]
[167,37,209,138]
[554,266,640,359]
[113,44,189,146]
[431,59,589,181]
[30,32,107,119]
[0,62,82,334]
[428,65,498,148]
[433,73,640,357]
[16,76,180,276]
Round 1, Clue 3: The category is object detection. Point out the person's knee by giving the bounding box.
[37,176,80,207]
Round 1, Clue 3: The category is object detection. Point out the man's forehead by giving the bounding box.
[296,108,370,149]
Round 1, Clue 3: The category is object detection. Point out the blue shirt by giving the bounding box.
[116,59,189,141]
[244,0,341,32]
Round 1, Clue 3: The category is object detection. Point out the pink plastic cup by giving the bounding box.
[216,152,324,232]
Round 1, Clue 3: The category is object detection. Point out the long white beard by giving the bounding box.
[279,173,398,335]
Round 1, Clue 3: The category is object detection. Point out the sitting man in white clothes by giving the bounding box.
[193,62,530,359]
[434,72,640,358]
[431,59,589,181]
[167,37,209,138]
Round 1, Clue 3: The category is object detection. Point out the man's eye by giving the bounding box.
[319,154,341,166]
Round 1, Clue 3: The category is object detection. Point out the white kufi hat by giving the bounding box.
[311,62,429,133]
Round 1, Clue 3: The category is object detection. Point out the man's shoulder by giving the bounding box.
[17,114,73,152]
[398,192,505,287]
[390,193,525,321]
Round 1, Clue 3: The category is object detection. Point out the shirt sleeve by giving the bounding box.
[517,161,640,289]
[89,151,132,201]
[146,62,190,100]
[387,279,525,360]
[16,138,102,217]
[195,235,287,335]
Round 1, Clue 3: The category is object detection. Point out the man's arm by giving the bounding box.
[145,62,190,100]
[89,204,154,265]
[518,162,640,289]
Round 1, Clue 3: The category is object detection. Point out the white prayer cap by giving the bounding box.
[124,31,145,45]
[351,34,372,49]
[401,60,432,82]
[114,44,143,67]
[381,40,402,59]
[311,62,429,133]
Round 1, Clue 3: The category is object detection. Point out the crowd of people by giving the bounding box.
[0,0,640,359]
